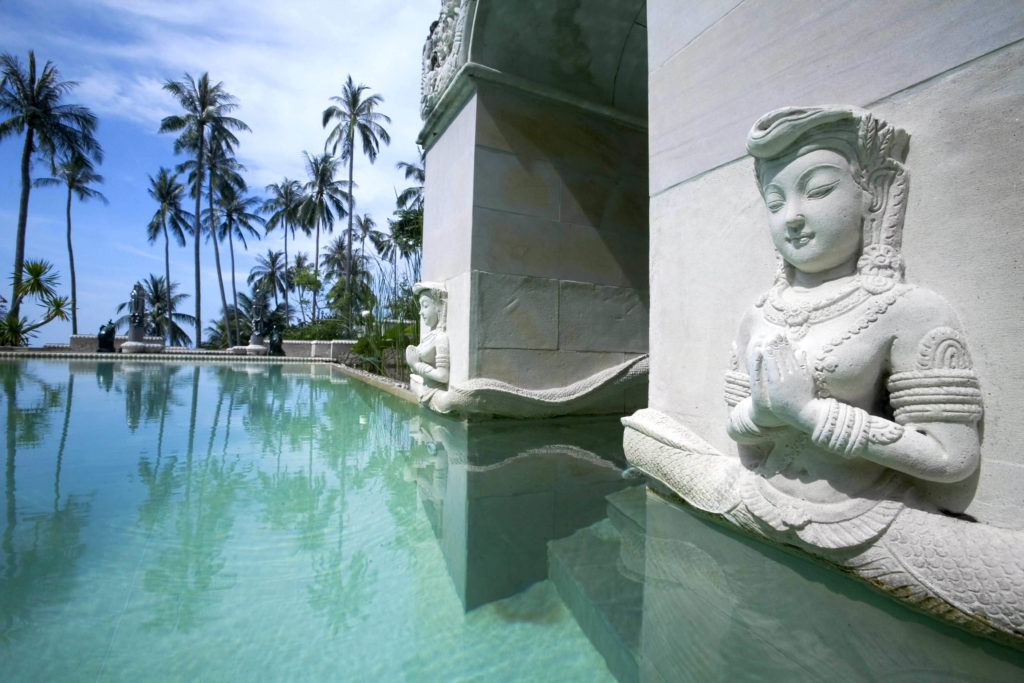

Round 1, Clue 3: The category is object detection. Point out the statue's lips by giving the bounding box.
[786,232,814,247]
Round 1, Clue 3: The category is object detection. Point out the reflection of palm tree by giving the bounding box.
[1,362,90,642]
[140,366,245,631]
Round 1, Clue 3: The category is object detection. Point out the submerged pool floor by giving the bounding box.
[1,359,613,681]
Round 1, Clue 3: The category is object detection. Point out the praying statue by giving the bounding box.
[406,282,450,402]
[624,105,1023,644]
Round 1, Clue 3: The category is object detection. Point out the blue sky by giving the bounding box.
[0,0,441,345]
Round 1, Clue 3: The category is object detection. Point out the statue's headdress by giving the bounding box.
[747,106,910,293]
[413,281,447,330]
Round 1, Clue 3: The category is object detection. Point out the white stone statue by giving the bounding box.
[407,282,450,400]
[623,105,1023,647]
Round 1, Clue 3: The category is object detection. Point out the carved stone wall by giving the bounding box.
[421,79,648,414]
[645,0,1024,528]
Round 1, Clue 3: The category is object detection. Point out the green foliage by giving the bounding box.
[282,318,351,341]
[0,260,70,346]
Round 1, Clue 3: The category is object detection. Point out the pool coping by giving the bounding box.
[0,348,419,404]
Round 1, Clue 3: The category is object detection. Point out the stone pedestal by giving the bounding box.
[421,80,649,414]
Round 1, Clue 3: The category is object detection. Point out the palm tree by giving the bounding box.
[0,260,70,346]
[351,214,385,263]
[262,178,305,321]
[248,250,287,308]
[322,75,390,313]
[32,153,106,334]
[145,168,192,344]
[114,274,196,347]
[395,150,424,211]
[298,152,349,323]
[159,72,249,346]
[217,185,264,337]
[0,51,101,318]
[193,134,245,347]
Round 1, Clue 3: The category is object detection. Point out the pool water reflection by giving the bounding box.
[1,359,614,681]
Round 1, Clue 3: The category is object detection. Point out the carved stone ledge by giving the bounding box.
[420,354,648,419]
[623,408,1024,649]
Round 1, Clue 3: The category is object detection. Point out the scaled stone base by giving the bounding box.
[622,408,1024,649]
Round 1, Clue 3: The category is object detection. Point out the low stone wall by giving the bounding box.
[280,339,356,361]
[69,334,164,352]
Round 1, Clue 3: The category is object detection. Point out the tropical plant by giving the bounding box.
[0,50,101,318]
[159,72,249,346]
[216,184,264,336]
[298,152,349,322]
[262,177,306,321]
[322,75,390,315]
[203,289,288,349]
[322,237,375,330]
[248,249,287,308]
[32,152,107,334]
[0,260,70,346]
[395,149,424,211]
[113,274,196,347]
[145,168,192,343]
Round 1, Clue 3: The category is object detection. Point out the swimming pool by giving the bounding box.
[1,359,614,681]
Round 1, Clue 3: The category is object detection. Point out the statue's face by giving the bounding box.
[760,149,865,276]
[419,294,439,329]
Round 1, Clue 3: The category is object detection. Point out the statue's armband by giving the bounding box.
[887,326,983,425]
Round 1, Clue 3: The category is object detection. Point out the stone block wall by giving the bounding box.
[423,80,649,394]
[646,0,1024,526]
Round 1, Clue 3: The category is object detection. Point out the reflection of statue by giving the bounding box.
[406,282,450,402]
[268,326,284,357]
[624,106,1024,645]
[128,282,146,342]
[97,320,116,353]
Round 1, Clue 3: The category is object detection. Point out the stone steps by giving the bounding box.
[549,485,647,683]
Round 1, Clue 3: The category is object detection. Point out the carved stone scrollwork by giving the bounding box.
[421,0,471,119]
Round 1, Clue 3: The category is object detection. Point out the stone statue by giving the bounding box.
[406,282,450,401]
[128,282,146,343]
[251,294,268,340]
[97,320,116,353]
[268,326,284,357]
[623,106,1023,646]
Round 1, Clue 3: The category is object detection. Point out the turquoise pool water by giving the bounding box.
[1,359,613,681]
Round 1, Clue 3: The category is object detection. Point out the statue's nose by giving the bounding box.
[785,212,805,230]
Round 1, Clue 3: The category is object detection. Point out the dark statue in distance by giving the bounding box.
[97,320,116,353]
[268,326,284,356]
[128,282,146,343]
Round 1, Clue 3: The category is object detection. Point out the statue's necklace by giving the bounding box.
[760,278,870,340]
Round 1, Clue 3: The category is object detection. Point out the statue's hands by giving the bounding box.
[405,345,420,368]
[751,335,818,429]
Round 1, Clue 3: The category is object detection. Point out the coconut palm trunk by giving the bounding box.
[227,215,240,340]
[283,223,290,318]
[208,181,232,347]
[313,217,322,323]
[63,183,77,333]
[12,128,35,318]
[193,136,204,347]
[162,219,172,344]
[346,151,355,319]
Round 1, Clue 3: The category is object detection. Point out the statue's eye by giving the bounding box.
[807,181,838,199]
[765,193,784,213]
